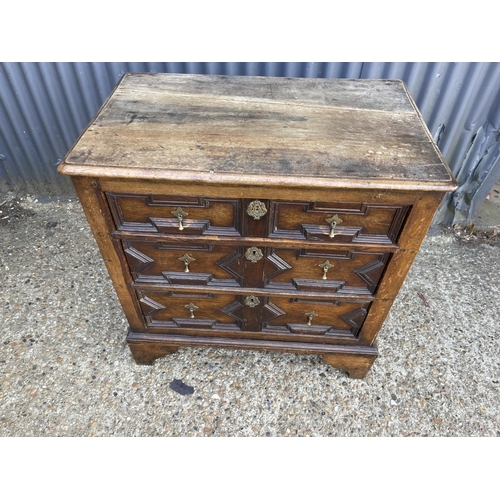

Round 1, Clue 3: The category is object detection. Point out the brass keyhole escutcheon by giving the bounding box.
[318,260,334,280]
[305,310,318,326]
[179,253,195,272]
[325,214,343,238]
[184,302,199,318]
[244,295,260,308]
[171,206,188,231]
[246,200,267,220]
[245,246,263,263]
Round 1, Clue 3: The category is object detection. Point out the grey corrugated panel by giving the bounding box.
[37,62,79,148]
[449,126,490,222]
[438,64,490,163]
[333,62,500,224]
[468,144,500,220]
[1,62,499,224]
[1,63,47,185]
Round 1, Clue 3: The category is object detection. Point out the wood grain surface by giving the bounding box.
[59,73,456,191]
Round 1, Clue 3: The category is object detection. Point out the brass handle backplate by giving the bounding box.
[184,302,199,318]
[171,207,188,231]
[325,214,343,238]
[246,200,267,220]
[179,253,195,272]
[318,260,334,280]
[305,310,318,326]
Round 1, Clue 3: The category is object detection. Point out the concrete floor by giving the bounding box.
[0,197,499,436]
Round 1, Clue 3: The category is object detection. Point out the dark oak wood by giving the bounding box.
[358,192,446,345]
[112,230,401,254]
[127,329,378,377]
[269,201,409,245]
[121,240,244,286]
[59,74,458,378]
[131,282,375,302]
[71,177,145,332]
[322,352,377,379]
[133,289,372,342]
[128,342,179,365]
[99,178,436,204]
[107,193,243,236]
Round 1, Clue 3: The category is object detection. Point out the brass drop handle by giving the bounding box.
[184,302,199,318]
[325,214,343,238]
[318,260,334,280]
[305,310,318,326]
[171,207,188,231]
[179,253,195,273]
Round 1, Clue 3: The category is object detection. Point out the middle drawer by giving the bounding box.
[122,239,391,296]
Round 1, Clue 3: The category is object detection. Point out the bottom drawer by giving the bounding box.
[137,290,242,331]
[261,296,370,340]
[135,290,372,343]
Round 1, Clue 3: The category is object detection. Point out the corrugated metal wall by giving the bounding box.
[1,62,499,225]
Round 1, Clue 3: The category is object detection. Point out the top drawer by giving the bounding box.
[107,192,410,245]
[106,193,242,236]
[269,201,410,245]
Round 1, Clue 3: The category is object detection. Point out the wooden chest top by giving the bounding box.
[58,73,456,192]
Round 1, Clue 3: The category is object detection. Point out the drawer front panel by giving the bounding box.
[137,291,244,331]
[262,248,390,295]
[107,193,242,236]
[136,290,371,342]
[122,240,245,287]
[269,201,409,244]
[124,241,390,296]
[262,296,371,340]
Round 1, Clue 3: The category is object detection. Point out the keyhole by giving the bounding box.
[245,246,263,263]
[244,295,260,307]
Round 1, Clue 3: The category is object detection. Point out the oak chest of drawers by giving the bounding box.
[58,73,457,378]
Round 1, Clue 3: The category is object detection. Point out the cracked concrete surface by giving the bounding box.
[0,198,499,436]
